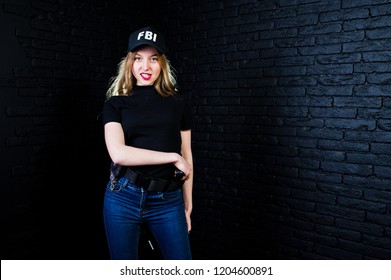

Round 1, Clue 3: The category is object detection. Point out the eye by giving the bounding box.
[134,57,142,61]
[150,57,158,62]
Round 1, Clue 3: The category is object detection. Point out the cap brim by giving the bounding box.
[128,42,165,54]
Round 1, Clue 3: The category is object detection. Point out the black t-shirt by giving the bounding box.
[102,85,192,179]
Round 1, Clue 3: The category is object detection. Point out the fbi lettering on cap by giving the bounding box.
[137,31,157,42]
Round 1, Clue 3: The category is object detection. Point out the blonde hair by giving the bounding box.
[106,50,177,99]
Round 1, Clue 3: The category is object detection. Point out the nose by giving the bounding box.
[142,60,150,70]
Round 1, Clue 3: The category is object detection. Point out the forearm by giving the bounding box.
[182,177,193,212]
[109,145,179,167]
[180,129,193,212]
[105,122,181,167]
[181,152,193,212]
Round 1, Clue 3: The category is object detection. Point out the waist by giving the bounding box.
[122,168,184,192]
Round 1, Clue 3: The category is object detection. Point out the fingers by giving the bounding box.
[175,156,192,178]
[182,163,192,178]
[185,212,192,233]
[184,173,191,181]
[187,219,192,233]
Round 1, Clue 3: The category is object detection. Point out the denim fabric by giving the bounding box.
[103,177,191,260]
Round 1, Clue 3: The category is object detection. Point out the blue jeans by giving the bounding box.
[103,177,192,260]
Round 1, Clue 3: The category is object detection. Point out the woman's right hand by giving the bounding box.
[173,154,192,180]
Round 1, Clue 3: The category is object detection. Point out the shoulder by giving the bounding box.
[105,95,130,102]
[104,95,131,106]
[175,92,193,109]
[171,90,191,102]
[103,96,132,114]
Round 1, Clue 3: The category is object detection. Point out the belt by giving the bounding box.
[123,168,184,192]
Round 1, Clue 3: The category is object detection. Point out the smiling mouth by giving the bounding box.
[141,73,151,80]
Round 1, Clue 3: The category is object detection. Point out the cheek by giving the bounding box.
[132,64,137,75]
[131,66,139,77]
[153,65,162,75]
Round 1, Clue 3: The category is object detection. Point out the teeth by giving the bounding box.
[141,74,151,78]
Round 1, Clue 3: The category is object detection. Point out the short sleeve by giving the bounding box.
[180,96,193,130]
[102,98,121,125]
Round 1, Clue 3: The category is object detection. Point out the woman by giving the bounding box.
[101,26,193,260]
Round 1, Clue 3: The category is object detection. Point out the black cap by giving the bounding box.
[127,26,166,54]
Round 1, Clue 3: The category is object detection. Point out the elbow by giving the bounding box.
[110,155,127,166]
[108,148,127,165]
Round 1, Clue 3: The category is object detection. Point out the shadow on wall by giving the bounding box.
[40,80,109,260]
[5,80,110,260]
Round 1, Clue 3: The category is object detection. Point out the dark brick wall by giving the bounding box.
[2,0,391,260]
[161,0,391,259]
